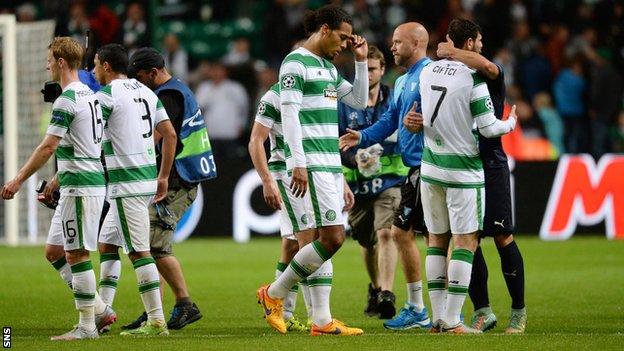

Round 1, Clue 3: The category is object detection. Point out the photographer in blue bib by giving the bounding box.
[338,45,407,319]
[118,47,216,330]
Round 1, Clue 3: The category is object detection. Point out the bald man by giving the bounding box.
[339,22,433,330]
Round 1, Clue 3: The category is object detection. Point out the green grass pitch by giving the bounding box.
[0,236,622,350]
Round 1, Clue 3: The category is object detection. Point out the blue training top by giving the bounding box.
[359,57,432,168]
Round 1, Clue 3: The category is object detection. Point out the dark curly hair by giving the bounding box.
[302,5,352,36]
[448,18,481,49]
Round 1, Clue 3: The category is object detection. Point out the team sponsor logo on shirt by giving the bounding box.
[324,83,337,100]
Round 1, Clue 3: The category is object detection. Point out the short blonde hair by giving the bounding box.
[49,37,84,70]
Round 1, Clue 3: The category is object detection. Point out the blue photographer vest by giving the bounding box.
[154,78,217,182]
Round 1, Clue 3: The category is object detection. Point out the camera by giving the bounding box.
[36,180,60,209]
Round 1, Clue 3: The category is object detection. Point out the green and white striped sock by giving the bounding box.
[426,247,448,323]
[133,257,164,323]
[308,259,333,327]
[445,249,474,326]
[99,252,121,306]
[268,240,331,299]
[275,262,298,320]
[71,260,96,331]
[52,256,73,289]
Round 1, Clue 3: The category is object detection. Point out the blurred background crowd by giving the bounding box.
[2,0,623,161]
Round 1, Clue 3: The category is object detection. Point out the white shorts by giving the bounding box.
[420,181,484,235]
[98,195,153,253]
[307,171,345,228]
[274,171,315,238]
[46,195,105,251]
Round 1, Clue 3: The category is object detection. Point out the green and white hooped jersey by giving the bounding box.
[47,81,105,196]
[97,78,169,198]
[255,83,286,175]
[419,59,497,188]
[279,47,355,173]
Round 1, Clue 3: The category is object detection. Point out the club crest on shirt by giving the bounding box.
[324,83,337,100]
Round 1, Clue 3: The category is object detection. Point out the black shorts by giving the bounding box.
[392,167,426,233]
[482,165,514,237]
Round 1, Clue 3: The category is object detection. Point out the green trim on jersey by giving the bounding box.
[268,160,286,172]
[101,105,113,121]
[59,89,76,103]
[421,175,484,189]
[302,138,339,154]
[51,109,75,126]
[471,72,487,87]
[58,171,106,187]
[102,140,114,155]
[422,147,483,171]
[56,145,100,161]
[100,85,112,96]
[108,165,157,183]
[283,53,327,68]
[260,101,280,121]
[470,96,494,118]
[302,80,338,96]
[299,109,338,125]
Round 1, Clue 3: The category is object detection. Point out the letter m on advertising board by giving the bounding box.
[540,154,624,240]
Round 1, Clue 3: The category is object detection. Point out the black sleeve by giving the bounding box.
[493,63,505,91]
[157,89,185,135]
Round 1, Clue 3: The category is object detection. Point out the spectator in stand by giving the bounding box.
[553,55,588,153]
[516,100,543,139]
[66,1,91,44]
[87,2,120,45]
[544,24,569,76]
[195,61,249,160]
[493,47,515,87]
[222,37,252,66]
[163,33,189,83]
[254,62,278,107]
[16,2,37,22]
[506,20,538,70]
[587,53,623,158]
[533,92,564,154]
[122,1,149,56]
[517,44,552,102]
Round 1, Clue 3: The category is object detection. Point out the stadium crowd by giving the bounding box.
[1,0,623,162]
